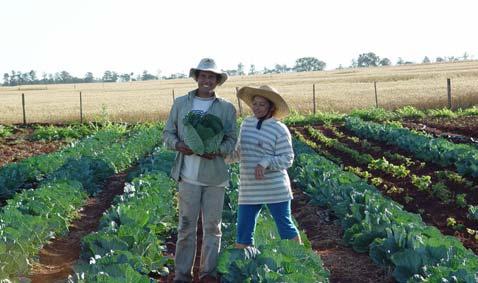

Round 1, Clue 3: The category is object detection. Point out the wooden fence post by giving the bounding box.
[374,81,378,108]
[172,89,175,102]
[80,91,83,123]
[236,87,243,117]
[313,84,316,115]
[22,93,26,125]
[447,78,452,109]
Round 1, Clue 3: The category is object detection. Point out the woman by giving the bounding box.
[232,85,301,248]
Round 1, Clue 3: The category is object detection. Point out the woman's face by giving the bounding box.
[252,96,273,118]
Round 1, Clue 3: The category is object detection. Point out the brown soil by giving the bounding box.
[28,171,127,282]
[291,186,395,283]
[401,120,478,146]
[409,116,478,139]
[0,127,66,168]
[291,125,478,254]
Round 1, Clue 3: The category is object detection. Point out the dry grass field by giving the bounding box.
[1,61,478,124]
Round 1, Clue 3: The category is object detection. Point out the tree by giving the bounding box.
[141,70,158,81]
[237,63,245,76]
[357,52,380,67]
[29,70,37,82]
[436,57,444,63]
[59,71,73,83]
[396,57,405,65]
[379,58,392,66]
[103,70,113,82]
[119,73,131,82]
[84,72,95,83]
[248,64,256,75]
[3,73,9,86]
[293,57,326,72]
[422,56,431,64]
[274,64,290,73]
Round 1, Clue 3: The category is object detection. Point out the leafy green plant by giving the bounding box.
[427,108,457,118]
[0,125,13,138]
[411,174,432,191]
[284,110,345,126]
[436,170,474,189]
[431,182,451,203]
[455,194,467,208]
[395,106,425,118]
[368,157,410,178]
[461,105,478,116]
[350,107,398,122]
[183,112,224,155]
[345,166,372,180]
[467,205,478,221]
[31,124,96,141]
[371,177,383,186]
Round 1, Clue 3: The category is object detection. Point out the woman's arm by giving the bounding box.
[258,126,294,170]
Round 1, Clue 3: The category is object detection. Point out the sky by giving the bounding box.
[1,0,477,78]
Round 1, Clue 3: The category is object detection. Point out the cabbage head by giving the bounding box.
[183,112,224,155]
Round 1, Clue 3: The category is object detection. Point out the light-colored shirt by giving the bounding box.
[181,96,216,185]
[236,116,294,204]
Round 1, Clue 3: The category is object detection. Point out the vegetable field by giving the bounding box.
[0,106,477,282]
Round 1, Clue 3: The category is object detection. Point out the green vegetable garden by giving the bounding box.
[0,106,477,282]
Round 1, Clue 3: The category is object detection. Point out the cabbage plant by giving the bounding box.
[183,112,224,155]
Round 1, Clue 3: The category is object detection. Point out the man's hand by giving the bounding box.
[175,141,194,155]
[199,153,218,160]
[255,164,265,180]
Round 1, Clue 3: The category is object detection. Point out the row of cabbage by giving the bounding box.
[0,124,163,281]
[0,124,128,200]
[345,117,478,178]
[71,147,330,282]
[71,148,178,282]
[291,139,478,282]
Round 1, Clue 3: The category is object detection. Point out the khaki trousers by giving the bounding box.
[174,181,225,282]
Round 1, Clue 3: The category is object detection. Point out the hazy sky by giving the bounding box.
[1,0,477,78]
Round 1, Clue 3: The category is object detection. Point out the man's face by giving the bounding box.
[197,71,219,93]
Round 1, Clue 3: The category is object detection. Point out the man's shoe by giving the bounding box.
[199,275,218,283]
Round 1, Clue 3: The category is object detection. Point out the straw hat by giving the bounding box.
[189,58,228,86]
[237,85,290,119]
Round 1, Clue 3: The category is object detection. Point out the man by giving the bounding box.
[163,58,237,283]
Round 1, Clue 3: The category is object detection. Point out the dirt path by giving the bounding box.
[291,186,395,283]
[28,172,127,282]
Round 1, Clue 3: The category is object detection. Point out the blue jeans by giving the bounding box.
[236,200,299,245]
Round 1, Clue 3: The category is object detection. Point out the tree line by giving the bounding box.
[2,53,472,87]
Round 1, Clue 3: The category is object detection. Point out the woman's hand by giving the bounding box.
[255,164,265,180]
[175,141,194,155]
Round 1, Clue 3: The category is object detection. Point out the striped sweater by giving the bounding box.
[236,117,294,205]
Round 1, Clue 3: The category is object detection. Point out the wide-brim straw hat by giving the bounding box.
[189,58,228,86]
[237,85,290,119]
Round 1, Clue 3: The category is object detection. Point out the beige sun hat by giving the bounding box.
[189,58,228,86]
[237,85,290,119]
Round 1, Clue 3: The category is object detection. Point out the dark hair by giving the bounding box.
[195,70,222,82]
